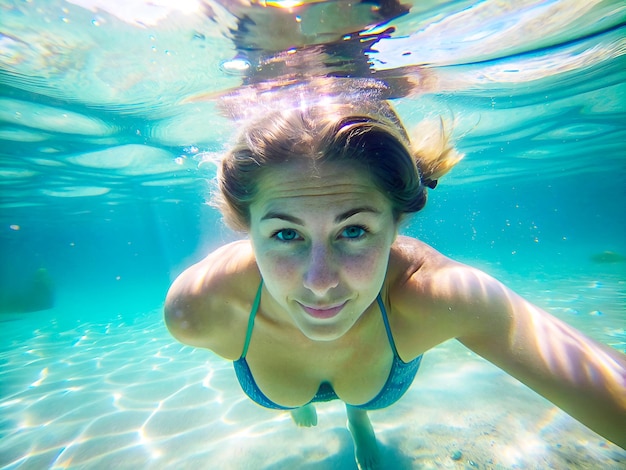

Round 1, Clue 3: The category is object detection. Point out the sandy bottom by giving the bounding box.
[1,273,625,469]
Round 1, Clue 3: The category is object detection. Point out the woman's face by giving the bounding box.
[249,160,398,341]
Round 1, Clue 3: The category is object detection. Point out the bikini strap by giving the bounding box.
[376,294,400,358]
[240,279,263,359]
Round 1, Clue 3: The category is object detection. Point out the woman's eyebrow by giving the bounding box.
[335,207,381,223]
[261,207,381,225]
[260,212,304,225]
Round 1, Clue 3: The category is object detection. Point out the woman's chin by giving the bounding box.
[295,318,352,342]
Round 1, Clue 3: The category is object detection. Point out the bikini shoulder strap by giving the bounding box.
[240,279,263,359]
[376,293,400,358]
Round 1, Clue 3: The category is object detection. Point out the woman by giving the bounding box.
[164,99,625,469]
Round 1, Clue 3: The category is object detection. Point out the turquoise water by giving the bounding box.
[1,1,625,468]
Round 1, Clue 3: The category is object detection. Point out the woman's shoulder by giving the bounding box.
[388,236,457,281]
[169,240,258,297]
[386,236,500,356]
[164,239,260,356]
[387,235,515,342]
[388,235,497,300]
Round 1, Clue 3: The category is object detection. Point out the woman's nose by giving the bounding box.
[303,244,339,296]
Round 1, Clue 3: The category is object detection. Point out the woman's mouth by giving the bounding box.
[298,301,347,319]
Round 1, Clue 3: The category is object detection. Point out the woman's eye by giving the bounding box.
[274,229,300,242]
[341,226,366,239]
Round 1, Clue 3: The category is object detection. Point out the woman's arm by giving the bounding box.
[454,267,625,448]
[164,240,257,358]
[392,238,626,448]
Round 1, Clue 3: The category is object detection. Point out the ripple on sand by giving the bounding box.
[159,382,218,410]
[141,407,217,439]
[82,410,152,439]
[0,431,36,468]
[2,304,624,468]
[105,366,170,387]
[22,389,93,425]
[115,377,192,404]
[50,394,118,425]
[0,414,87,467]
[54,432,143,467]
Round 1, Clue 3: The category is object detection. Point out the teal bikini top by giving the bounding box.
[233,281,423,410]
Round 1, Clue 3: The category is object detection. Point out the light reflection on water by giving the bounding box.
[0,0,623,206]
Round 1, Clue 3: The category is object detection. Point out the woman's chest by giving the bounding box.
[242,318,395,407]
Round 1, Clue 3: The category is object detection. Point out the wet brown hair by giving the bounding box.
[215,101,463,231]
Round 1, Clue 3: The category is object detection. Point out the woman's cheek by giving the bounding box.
[263,252,301,282]
[339,249,385,282]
